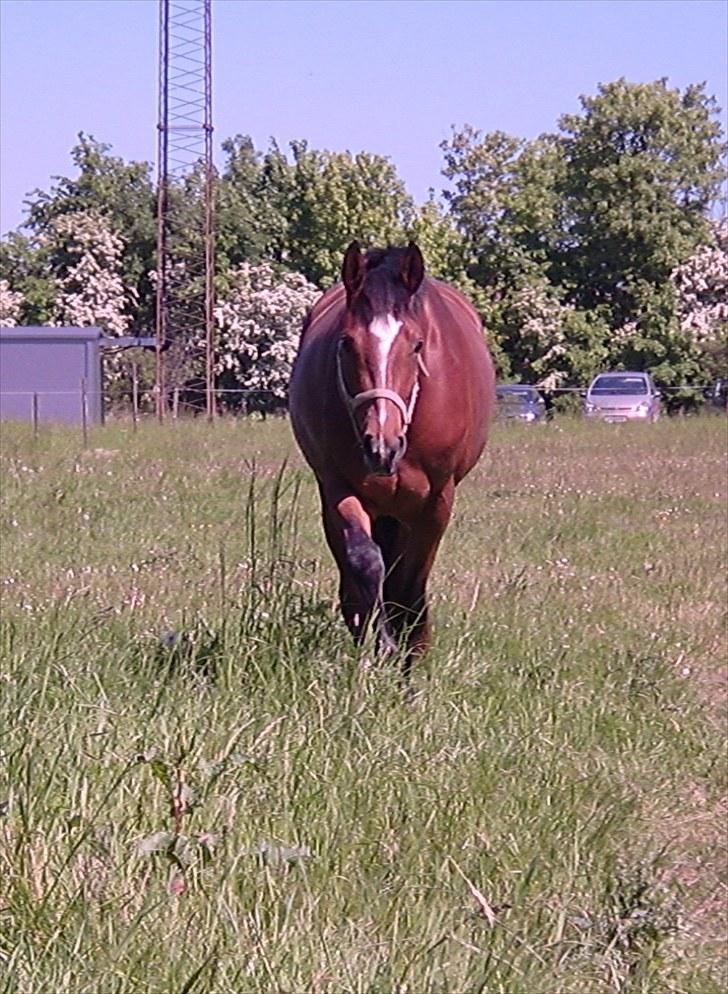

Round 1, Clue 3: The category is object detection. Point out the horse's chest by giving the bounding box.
[359,464,432,519]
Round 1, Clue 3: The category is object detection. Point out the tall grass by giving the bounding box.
[1,416,725,993]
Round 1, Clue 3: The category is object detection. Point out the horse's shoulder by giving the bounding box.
[425,277,472,307]
[421,278,480,326]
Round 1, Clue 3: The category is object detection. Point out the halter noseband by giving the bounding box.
[335,341,428,448]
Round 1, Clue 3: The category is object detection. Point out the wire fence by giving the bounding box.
[0,386,287,443]
[0,382,724,445]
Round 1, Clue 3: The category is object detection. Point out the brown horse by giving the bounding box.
[289,242,495,676]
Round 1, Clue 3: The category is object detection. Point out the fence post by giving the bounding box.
[81,377,88,447]
[172,388,180,420]
[131,363,139,431]
[32,392,39,438]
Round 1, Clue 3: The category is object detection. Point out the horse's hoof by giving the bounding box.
[402,684,420,707]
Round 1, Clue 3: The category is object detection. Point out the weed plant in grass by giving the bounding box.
[0,416,726,993]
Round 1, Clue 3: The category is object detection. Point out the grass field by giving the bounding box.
[1,415,726,994]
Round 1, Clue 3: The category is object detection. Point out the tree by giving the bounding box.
[3,85,723,397]
[407,193,469,284]
[16,133,156,334]
[406,192,510,375]
[48,211,135,337]
[47,211,138,390]
[217,137,416,289]
[440,127,564,289]
[284,142,414,286]
[0,278,24,325]
[672,217,728,346]
[563,76,728,391]
[672,217,728,382]
[216,135,292,272]
[440,79,726,387]
[495,278,610,387]
[555,79,725,329]
[440,126,574,380]
[214,263,320,412]
[0,231,55,325]
[441,125,524,249]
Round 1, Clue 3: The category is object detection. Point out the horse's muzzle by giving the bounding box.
[362,433,406,476]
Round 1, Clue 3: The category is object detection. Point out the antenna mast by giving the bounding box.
[155,0,215,420]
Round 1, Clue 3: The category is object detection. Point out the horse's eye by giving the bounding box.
[338,336,353,352]
[413,340,424,354]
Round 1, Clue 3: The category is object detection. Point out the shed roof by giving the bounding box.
[0,328,155,348]
[0,326,103,341]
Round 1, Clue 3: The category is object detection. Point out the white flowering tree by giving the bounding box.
[496,278,612,401]
[45,211,139,391]
[499,281,574,382]
[214,263,319,411]
[0,279,24,326]
[508,283,570,381]
[672,218,728,347]
[49,212,135,337]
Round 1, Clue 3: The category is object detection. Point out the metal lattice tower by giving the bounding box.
[155,0,215,419]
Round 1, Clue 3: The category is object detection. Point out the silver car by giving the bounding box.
[584,371,662,423]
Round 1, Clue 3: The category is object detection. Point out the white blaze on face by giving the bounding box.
[368,314,402,427]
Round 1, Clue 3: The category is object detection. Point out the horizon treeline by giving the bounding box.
[1,77,726,405]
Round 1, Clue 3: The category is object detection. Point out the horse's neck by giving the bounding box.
[303,285,346,342]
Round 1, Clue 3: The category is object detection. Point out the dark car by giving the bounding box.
[496,384,547,423]
[704,378,728,412]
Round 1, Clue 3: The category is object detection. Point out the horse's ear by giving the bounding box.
[342,241,366,301]
[401,242,425,294]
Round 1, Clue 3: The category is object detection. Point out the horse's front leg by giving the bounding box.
[320,489,396,654]
[385,481,454,679]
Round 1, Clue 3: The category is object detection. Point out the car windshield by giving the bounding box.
[497,387,538,403]
[590,375,647,395]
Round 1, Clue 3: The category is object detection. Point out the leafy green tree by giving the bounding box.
[440,127,565,286]
[407,193,469,283]
[0,231,55,324]
[24,135,156,260]
[441,79,725,387]
[406,192,510,375]
[503,134,567,279]
[441,126,523,246]
[285,142,414,286]
[555,79,725,328]
[494,278,611,387]
[2,81,724,397]
[217,137,416,288]
[216,136,292,273]
[440,126,572,381]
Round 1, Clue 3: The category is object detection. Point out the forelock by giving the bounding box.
[354,246,416,317]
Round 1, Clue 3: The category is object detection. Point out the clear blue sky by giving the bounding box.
[1,0,726,235]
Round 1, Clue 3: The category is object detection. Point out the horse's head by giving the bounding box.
[336,241,427,476]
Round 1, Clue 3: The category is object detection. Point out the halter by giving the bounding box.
[335,341,429,449]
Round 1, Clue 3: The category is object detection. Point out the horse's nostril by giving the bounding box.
[363,434,383,464]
